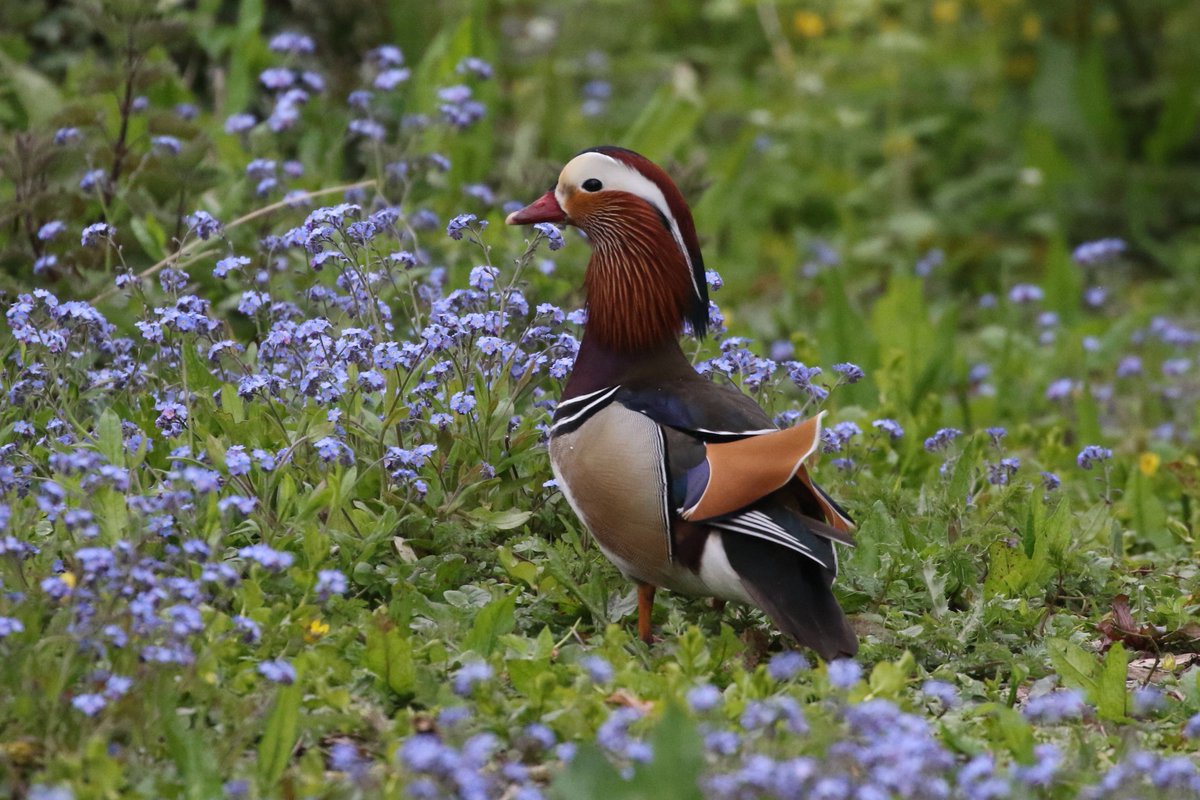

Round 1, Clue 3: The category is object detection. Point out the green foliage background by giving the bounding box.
[0,0,1198,797]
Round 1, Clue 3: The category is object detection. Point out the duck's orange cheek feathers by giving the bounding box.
[561,190,602,227]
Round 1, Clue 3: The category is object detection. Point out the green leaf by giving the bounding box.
[1073,41,1124,153]
[989,705,1034,764]
[336,465,359,511]
[551,706,704,800]
[628,704,704,800]
[507,657,552,703]
[225,0,264,114]
[1020,493,1038,559]
[463,593,517,657]
[470,507,532,531]
[947,439,978,512]
[868,651,916,699]
[497,546,539,588]
[363,618,416,699]
[221,384,245,424]
[622,82,703,160]
[1046,638,1098,697]
[1126,467,1170,549]
[158,684,222,800]
[820,268,877,381]
[1041,497,1072,562]
[0,52,63,126]
[130,216,167,262]
[1146,72,1200,163]
[96,409,124,466]
[550,742,628,799]
[868,274,939,411]
[1096,642,1128,722]
[1042,236,1082,325]
[1074,378,1102,446]
[94,486,130,545]
[257,681,302,790]
[986,495,1067,598]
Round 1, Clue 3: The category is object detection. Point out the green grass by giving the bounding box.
[0,1,1198,797]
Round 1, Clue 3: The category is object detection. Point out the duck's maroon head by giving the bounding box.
[507,147,709,351]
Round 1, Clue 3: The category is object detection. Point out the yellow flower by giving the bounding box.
[794,11,826,38]
[1139,452,1161,477]
[1021,14,1041,41]
[932,0,960,25]
[59,572,77,590]
[305,618,330,642]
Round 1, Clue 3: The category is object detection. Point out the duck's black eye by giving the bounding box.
[582,178,603,192]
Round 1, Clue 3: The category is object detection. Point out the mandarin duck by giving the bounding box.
[507,147,857,659]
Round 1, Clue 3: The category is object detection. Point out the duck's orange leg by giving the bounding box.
[637,583,656,644]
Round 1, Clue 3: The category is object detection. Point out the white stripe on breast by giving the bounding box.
[550,385,621,435]
[555,384,619,413]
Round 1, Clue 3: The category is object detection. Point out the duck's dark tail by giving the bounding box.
[722,532,858,660]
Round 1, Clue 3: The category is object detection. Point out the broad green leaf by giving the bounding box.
[158,685,222,800]
[0,52,63,125]
[820,268,877,377]
[868,658,908,699]
[1147,72,1200,163]
[1046,638,1098,697]
[129,216,167,262]
[1041,498,1073,561]
[1096,642,1128,722]
[471,508,532,531]
[221,384,245,424]
[1125,468,1170,550]
[497,546,539,588]
[869,274,937,412]
[989,706,1034,764]
[628,705,704,800]
[257,681,302,790]
[363,619,416,699]
[96,409,124,466]
[225,0,264,114]
[1074,379,1102,446]
[463,593,517,657]
[550,742,628,799]
[622,81,703,161]
[94,486,130,545]
[986,494,1067,598]
[1042,236,1081,325]
[1073,41,1124,153]
[507,657,552,703]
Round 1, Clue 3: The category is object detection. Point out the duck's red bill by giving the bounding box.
[505,190,566,225]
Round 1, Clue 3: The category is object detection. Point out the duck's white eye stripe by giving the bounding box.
[557,152,701,302]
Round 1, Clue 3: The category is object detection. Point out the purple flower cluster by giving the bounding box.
[1072,238,1126,265]
[923,427,961,453]
[1076,445,1113,470]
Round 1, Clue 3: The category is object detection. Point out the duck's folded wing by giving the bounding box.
[678,412,825,521]
[617,384,854,543]
[709,502,839,575]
